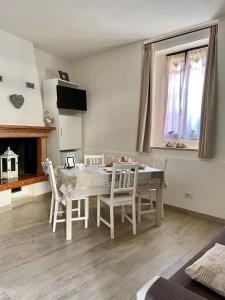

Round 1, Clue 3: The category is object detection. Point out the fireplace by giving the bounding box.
[0,138,38,176]
[0,125,55,191]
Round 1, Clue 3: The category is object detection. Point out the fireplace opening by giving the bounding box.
[0,138,37,176]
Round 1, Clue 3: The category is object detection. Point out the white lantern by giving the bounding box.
[0,147,19,180]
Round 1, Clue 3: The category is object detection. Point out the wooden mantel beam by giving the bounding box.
[0,125,55,138]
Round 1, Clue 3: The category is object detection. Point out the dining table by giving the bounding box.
[57,165,165,240]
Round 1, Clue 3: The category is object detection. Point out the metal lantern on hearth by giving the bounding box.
[0,147,18,180]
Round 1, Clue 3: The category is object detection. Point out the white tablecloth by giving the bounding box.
[57,166,164,203]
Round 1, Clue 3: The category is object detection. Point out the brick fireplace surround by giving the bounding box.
[0,125,55,191]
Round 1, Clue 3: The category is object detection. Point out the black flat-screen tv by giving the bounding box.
[56,85,87,111]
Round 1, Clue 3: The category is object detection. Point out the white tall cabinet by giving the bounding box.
[43,78,82,165]
[59,114,82,151]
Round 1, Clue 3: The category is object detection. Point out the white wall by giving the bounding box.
[71,42,143,153]
[0,30,44,126]
[0,30,65,205]
[215,16,225,160]
[71,16,225,219]
[34,48,71,92]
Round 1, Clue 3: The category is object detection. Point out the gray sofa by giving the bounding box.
[137,226,225,300]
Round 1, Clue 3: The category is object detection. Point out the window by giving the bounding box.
[164,46,208,141]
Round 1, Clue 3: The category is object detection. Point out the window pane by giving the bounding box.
[11,158,16,171]
[164,53,185,139]
[164,47,208,140]
[2,158,8,172]
[180,47,208,139]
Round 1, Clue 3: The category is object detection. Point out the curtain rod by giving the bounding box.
[144,20,217,45]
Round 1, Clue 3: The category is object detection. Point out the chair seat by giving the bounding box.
[100,193,133,206]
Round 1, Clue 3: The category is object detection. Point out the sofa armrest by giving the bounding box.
[141,277,207,300]
[137,276,160,300]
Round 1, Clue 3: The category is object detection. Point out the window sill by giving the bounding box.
[152,146,198,152]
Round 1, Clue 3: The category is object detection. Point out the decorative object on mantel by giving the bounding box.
[0,147,18,180]
[25,82,35,89]
[9,94,24,109]
[44,111,54,126]
[58,70,70,82]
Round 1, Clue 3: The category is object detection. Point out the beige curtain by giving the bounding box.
[136,44,153,153]
[199,25,218,158]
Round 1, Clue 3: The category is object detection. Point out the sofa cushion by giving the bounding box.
[170,226,225,300]
[185,243,225,297]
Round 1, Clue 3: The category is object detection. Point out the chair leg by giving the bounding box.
[132,202,136,235]
[121,205,125,223]
[150,190,156,210]
[49,192,54,224]
[78,199,81,218]
[162,203,165,219]
[87,196,89,220]
[53,200,58,233]
[84,197,88,229]
[110,205,114,239]
[152,190,164,218]
[138,195,142,223]
[97,196,100,227]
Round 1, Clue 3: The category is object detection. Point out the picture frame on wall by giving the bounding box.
[58,70,70,82]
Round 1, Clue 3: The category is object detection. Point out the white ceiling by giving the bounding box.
[0,0,224,62]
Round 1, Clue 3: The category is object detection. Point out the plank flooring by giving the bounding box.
[0,195,222,300]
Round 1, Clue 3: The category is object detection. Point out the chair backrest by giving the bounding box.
[42,158,60,201]
[110,163,138,200]
[84,154,105,166]
[152,157,168,172]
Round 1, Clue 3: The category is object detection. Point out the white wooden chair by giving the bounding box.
[84,154,105,166]
[97,163,138,239]
[43,159,89,232]
[137,158,167,222]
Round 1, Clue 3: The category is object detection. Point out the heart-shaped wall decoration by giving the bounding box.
[9,94,24,109]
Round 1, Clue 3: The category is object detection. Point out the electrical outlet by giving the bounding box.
[185,192,193,199]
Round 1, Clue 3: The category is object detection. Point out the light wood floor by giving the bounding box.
[0,195,222,300]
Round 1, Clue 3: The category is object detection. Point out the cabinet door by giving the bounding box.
[59,114,82,150]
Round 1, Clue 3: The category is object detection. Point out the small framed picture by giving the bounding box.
[66,156,75,168]
[58,70,70,82]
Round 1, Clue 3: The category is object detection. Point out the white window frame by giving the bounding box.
[151,37,209,150]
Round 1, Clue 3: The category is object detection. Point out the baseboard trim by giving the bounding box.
[0,192,51,213]
[165,204,225,224]
[0,192,224,224]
